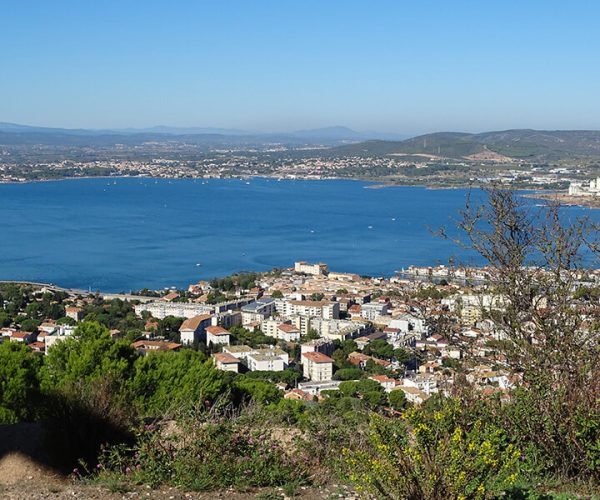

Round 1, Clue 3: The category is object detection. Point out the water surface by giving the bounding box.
[1,178,595,291]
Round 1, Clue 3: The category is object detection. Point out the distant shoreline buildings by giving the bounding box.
[568,177,600,197]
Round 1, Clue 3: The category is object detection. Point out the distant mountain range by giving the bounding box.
[2,122,600,162]
[0,122,404,147]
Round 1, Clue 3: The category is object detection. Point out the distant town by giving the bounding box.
[3,126,600,203]
[3,260,599,406]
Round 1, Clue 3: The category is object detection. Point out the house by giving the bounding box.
[403,374,438,395]
[297,380,342,396]
[276,323,301,342]
[213,352,240,372]
[302,351,334,381]
[39,322,58,334]
[223,344,254,361]
[44,335,69,354]
[348,351,371,368]
[246,348,288,372]
[11,331,36,344]
[161,291,180,301]
[130,340,181,355]
[355,331,387,349]
[179,314,212,345]
[396,386,429,405]
[348,351,392,370]
[369,375,397,393]
[348,304,362,320]
[284,388,313,401]
[65,307,83,322]
[28,341,46,353]
[206,325,231,346]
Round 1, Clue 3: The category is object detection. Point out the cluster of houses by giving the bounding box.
[6,260,594,406]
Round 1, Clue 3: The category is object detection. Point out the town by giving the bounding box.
[3,260,599,408]
[1,148,596,192]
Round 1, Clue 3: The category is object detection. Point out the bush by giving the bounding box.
[343,399,521,499]
[99,416,310,491]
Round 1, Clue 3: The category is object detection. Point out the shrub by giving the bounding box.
[99,416,310,491]
[343,399,521,499]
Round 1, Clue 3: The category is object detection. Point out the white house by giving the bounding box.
[179,314,212,345]
[213,352,240,372]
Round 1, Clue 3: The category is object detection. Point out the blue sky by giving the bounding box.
[2,0,600,134]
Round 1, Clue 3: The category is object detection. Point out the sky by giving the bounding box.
[2,0,600,135]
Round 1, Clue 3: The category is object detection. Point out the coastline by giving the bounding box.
[523,191,600,209]
[3,174,598,209]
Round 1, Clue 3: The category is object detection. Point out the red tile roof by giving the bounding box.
[302,351,334,363]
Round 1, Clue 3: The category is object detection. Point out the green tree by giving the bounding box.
[40,321,137,392]
[0,311,10,327]
[20,318,41,333]
[364,339,394,360]
[0,342,42,423]
[333,368,364,381]
[388,389,407,411]
[234,378,282,405]
[56,316,77,326]
[131,350,229,414]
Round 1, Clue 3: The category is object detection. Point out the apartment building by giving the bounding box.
[302,351,334,381]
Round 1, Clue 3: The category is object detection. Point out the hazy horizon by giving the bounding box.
[4,120,600,139]
[3,1,600,134]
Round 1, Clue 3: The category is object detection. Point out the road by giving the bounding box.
[0,280,157,303]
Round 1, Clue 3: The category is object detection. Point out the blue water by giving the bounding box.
[0,178,597,292]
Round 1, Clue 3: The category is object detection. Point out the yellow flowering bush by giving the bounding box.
[343,398,521,499]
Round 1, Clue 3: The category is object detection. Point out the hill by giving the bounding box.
[329,129,600,162]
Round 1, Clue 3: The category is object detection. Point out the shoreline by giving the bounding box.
[0,173,549,194]
[523,191,600,209]
[3,175,597,210]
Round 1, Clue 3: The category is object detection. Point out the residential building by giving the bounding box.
[135,301,214,320]
[360,302,390,321]
[302,351,334,381]
[65,306,83,322]
[130,340,181,355]
[179,314,212,345]
[278,300,339,319]
[301,338,335,357]
[213,352,240,372]
[206,325,231,346]
[241,298,276,324]
[223,344,254,361]
[294,261,328,276]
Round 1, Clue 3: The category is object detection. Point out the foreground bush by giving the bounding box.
[97,412,311,491]
[343,399,521,499]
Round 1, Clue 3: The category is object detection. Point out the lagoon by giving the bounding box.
[0,178,595,292]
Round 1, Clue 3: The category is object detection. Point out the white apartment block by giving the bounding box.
[277,299,339,320]
[261,319,300,342]
[135,301,214,320]
[302,351,334,381]
[360,302,390,321]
